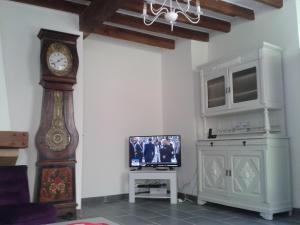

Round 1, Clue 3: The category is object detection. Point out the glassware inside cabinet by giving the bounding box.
[232,67,258,103]
[207,76,226,108]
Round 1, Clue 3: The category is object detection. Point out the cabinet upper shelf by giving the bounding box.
[198,42,284,117]
[196,42,286,139]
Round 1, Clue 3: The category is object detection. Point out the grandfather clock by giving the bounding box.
[35,29,79,218]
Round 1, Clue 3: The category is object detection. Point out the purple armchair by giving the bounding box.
[0,166,57,225]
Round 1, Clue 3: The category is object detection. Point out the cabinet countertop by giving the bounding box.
[198,136,289,141]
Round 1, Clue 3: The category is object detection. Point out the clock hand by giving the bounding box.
[51,59,61,67]
[55,58,65,64]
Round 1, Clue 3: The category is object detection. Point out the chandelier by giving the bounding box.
[143,0,203,31]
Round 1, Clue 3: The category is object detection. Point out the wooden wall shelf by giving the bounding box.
[0,131,28,149]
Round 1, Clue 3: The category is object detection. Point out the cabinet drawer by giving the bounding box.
[197,139,267,147]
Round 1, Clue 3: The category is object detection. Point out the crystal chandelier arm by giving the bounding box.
[150,4,169,16]
[177,10,201,24]
[176,0,202,23]
[144,11,167,26]
[149,0,169,15]
[176,0,202,16]
[143,2,168,19]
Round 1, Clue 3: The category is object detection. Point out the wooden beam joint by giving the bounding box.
[80,0,122,33]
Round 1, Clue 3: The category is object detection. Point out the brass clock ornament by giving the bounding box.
[45,91,71,152]
[36,29,79,218]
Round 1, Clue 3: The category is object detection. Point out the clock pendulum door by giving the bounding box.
[35,29,79,218]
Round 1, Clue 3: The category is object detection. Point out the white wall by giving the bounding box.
[207,0,300,207]
[191,41,209,71]
[0,1,84,208]
[161,40,208,195]
[82,35,163,197]
[0,32,11,130]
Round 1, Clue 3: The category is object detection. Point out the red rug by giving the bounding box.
[68,223,108,225]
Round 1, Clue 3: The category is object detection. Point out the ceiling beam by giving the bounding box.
[191,0,255,20]
[121,1,231,33]
[93,25,175,49]
[254,0,283,8]
[10,0,86,14]
[186,15,231,33]
[108,14,209,42]
[80,0,122,33]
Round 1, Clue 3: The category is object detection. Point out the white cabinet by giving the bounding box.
[200,43,283,116]
[197,138,292,220]
[196,43,291,220]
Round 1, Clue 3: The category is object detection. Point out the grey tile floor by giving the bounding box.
[62,199,300,225]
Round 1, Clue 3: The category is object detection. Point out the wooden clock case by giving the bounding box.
[35,29,79,218]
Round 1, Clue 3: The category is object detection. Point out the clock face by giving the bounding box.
[46,43,73,76]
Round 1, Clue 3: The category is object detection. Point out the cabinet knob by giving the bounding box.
[243,141,246,146]
[210,142,214,147]
[225,87,231,94]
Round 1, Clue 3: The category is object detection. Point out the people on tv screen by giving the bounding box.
[129,136,180,166]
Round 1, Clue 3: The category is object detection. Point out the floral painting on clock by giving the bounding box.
[39,167,73,202]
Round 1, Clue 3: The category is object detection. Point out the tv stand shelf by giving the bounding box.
[135,193,171,199]
[129,170,177,204]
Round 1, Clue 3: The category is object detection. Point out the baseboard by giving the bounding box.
[82,192,197,205]
[293,208,300,215]
[177,192,197,203]
[82,194,129,205]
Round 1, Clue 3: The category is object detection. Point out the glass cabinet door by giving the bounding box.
[202,68,228,114]
[229,61,259,107]
[207,76,226,108]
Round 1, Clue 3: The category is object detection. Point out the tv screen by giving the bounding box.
[129,135,181,168]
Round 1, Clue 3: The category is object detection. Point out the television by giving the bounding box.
[129,135,181,168]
